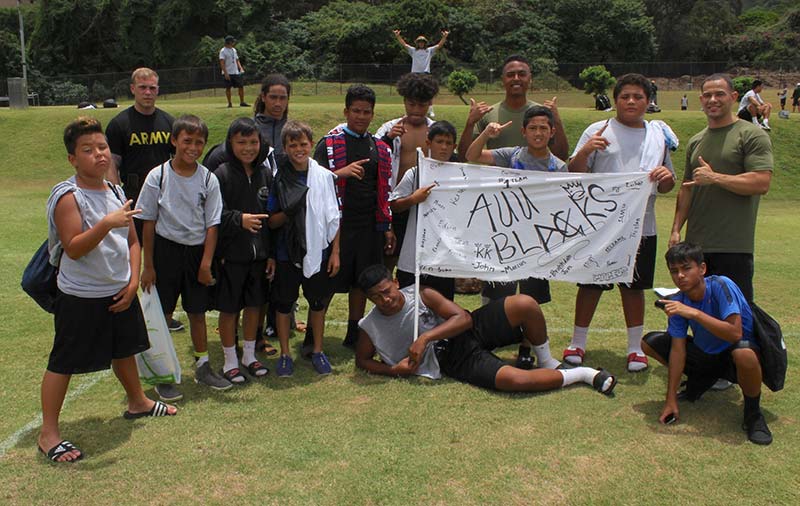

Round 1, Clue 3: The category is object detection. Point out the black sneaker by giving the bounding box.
[240,102,250,107]
[167,317,184,332]
[743,413,773,445]
[515,354,534,370]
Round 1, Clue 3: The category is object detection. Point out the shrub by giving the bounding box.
[579,65,616,97]
[446,69,478,104]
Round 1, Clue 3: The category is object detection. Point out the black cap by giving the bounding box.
[224,35,236,44]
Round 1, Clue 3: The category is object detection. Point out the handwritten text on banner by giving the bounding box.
[415,155,653,284]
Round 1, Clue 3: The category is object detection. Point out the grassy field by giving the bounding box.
[0,96,798,505]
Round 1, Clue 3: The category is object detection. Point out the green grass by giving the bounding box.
[1,97,799,505]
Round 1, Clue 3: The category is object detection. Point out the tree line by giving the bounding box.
[1,0,798,99]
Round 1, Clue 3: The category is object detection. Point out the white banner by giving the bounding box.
[415,153,653,284]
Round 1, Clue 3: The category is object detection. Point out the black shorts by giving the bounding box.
[435,298,522,390]
[737,108,755,122]
[334,225,384,293]
[482,278,551,304]
[214,259,269,313]
[154,234,211,314]
[225,74,244,89]
[578,235,656,291]
[388,210,410,259]
[704,252,754,302]
[272,260,332,313]
[396,270,455,301]
[643,331,760,396]
[49,290,150,374]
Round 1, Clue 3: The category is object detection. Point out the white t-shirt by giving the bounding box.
[389,167,420,274]
[135,161,223,246]
[572,118,674,236]
[738,89,762,112]
[405,45,436,73]
[359,286,443,379]
[219,46,240,75]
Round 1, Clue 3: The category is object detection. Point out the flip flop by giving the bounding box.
[244,360,269,378]
[222,367,248,384]
[39,440,84,463]
[255,339,278,356]
[123,400,176,420]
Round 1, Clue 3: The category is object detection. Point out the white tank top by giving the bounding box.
[57,186,131,298]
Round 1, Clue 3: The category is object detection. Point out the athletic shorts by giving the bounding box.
[49,290,150,374]
[704,252,754,302]
[214,259,269,313]
[737,108,758,122]
[272,260,332,313]
[396,270,455,301]
[334,225,384,293]
[154,234,211,314]
[225,74,244,89]
[434,298,522,390]
[578,235,656,291]
[643,331,760,397]
[482,278,551,304]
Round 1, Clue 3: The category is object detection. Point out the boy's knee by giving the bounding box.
[732,347,759,368]
[507,294,539,316]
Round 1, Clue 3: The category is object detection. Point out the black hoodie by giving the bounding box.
[215,138,273,263]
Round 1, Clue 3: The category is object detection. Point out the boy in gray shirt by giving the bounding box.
[136,115,225,400]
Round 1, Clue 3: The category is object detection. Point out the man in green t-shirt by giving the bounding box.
[670,73,773,302]
[457,55,568,161]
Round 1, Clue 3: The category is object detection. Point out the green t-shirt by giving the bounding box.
[684,120,773,254]
[474,99,540,149]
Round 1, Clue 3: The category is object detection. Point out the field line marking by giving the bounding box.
[0,370,110,458]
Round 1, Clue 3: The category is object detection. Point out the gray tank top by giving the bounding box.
[358,286,443,379]
[57,186,131,298]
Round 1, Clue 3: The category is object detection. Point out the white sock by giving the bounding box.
[195,355,209,368]
[559,366,598,387]
[242,340,257,366]
[626,325,644,354]
[222,345,238,373]
[763,118,770,126]
[570,326,588,349]
[752,117,760,125]
[533,339,561,369]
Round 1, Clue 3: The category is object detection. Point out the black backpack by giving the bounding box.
[749,301,787,392]
[21,183,126,313]
[708,276,787,392]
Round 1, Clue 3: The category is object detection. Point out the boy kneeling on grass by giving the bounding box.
[643,242,773,445]
[355,264,617,396]
[40,117,177,463]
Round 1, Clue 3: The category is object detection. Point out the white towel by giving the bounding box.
[303,159,340,277]
[640,120,679,195]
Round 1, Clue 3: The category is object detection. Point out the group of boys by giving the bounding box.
[39,57,776,463]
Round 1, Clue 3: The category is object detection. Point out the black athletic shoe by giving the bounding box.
[515,355,534,370]
[167,318,184,332]
[743,413,773,446]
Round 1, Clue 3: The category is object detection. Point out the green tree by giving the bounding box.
[447,69,478,104]
[579,65,616,97]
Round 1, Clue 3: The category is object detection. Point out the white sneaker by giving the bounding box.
[711,378,734,390]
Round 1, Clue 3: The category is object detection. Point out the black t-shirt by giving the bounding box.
[106,106,174,199]
[313,132,378,228]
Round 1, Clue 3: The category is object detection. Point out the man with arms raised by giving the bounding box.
[355,265,617,396]
[458,54,567,161]
[458,55,569,309]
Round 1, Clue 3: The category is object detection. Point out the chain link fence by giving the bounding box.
[7,61,800,106]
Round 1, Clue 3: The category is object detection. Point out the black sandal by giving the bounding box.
[39,440,84,463]
[123,400,176,419]
[222,367,248,384]
[245,360,269,378]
